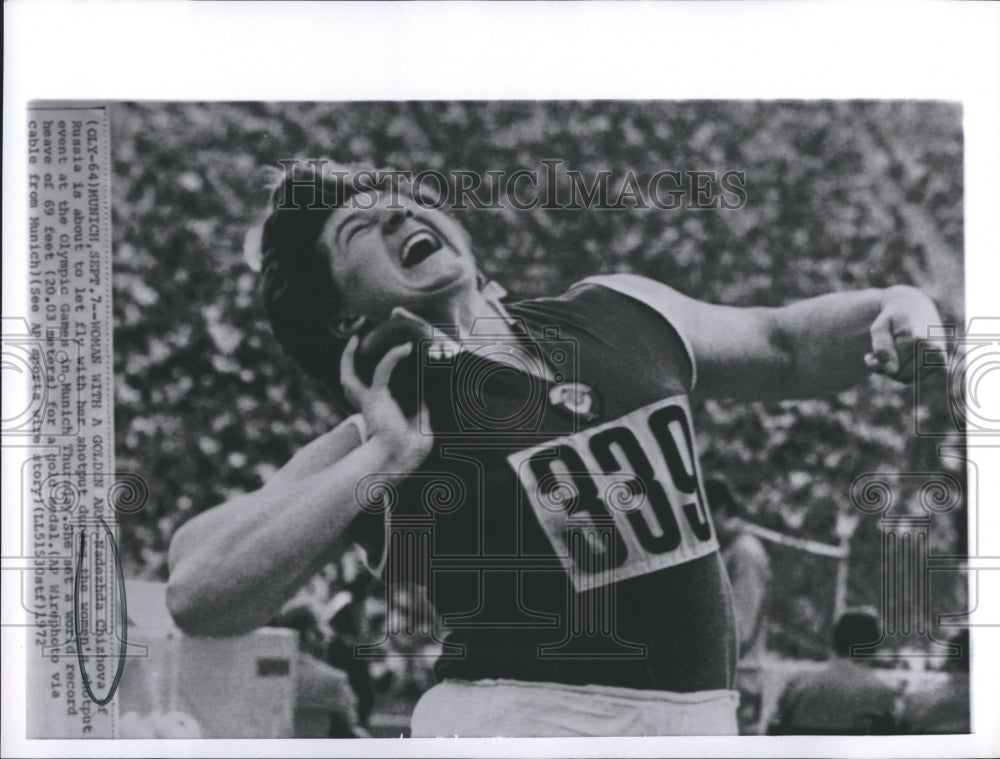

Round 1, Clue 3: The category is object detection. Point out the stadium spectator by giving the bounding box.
[705,480,771,732]
[900,628,970,734]
[269,605,368,738]
[768,608,898,734]
[325,548,377,731]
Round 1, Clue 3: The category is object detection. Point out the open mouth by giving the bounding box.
[400,230,444,269]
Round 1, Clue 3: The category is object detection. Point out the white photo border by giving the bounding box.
[3,2,998,758]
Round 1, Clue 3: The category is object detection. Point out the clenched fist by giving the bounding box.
[865,285,944,383]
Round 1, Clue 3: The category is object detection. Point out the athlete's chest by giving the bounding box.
[397,300,716,586]
[419,295,692,437]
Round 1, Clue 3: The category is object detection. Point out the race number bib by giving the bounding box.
[508,395,718,590]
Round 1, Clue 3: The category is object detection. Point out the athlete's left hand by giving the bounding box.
[865,285,943,383]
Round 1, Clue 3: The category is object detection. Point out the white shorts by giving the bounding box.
[410,678,739,737]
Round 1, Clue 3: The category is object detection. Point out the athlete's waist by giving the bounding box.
[444,677,736,703]
[410,677,739,737]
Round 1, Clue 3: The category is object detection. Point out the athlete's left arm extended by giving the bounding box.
[660,284,943,400]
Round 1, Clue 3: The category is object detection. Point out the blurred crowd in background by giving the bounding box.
[110,101,968,731]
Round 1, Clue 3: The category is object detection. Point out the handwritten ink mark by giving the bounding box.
[73,519,128,706]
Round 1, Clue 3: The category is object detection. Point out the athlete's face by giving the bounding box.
[320,191,477,323]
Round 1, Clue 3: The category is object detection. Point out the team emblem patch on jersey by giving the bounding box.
[548,382,601,422]
[508,394,718,591]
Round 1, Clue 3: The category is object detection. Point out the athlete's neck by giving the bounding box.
[453,286,558,381]
[421,287,516,343]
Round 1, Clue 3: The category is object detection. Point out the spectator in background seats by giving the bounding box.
[325,547,377,731]
[706,479,771,733]
[901,628,970,734]
[768,608,898,734]
[269,605,368,738]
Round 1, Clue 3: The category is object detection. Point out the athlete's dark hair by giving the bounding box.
[259,162,345,395]
[832,608,880,657]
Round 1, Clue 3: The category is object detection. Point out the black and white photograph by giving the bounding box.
[104,99,970,740]
[3,3,999,758]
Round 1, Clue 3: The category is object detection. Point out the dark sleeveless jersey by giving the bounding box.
[351,274,738,693]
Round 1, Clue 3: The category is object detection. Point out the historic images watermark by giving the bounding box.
[272,159,749,212]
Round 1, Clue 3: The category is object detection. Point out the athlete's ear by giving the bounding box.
[329,314,368,339]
